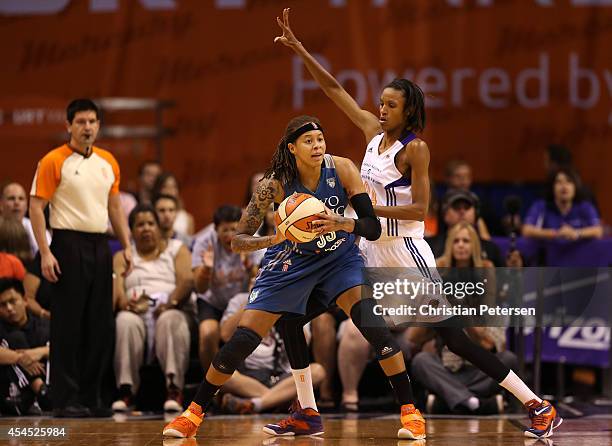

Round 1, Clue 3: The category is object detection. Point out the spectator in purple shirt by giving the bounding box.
[523,168,603,241]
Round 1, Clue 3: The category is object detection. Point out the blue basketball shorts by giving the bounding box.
[246,243,366,315]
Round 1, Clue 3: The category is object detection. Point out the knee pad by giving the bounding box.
[350,299,400,361]
[276,317,310,370]
[212,326,261,375]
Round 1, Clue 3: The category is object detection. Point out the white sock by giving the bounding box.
[463,396,480,411]
[291,367,318,411]
[499,370,542,405]
[251,397,263,413]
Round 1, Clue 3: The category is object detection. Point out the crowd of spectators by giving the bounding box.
[0,131,606,418]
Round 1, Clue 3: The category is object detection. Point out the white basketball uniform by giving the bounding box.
[360,132,437,274]
[359,132,450,324]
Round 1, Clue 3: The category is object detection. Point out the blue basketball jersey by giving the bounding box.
[282,154,355,256]
[248,154,365,315]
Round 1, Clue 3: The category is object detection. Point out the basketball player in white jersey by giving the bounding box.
[275,8,561,439]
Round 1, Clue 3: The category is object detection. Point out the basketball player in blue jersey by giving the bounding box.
[164,115,427,440]
[275,8,561,439]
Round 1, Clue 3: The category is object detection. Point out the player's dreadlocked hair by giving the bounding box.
[384,79,426,134]
[264,115,322,186]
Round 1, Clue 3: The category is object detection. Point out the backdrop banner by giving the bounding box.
[1,1,611,225]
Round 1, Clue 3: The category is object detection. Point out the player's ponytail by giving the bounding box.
[384,79,426,134]
[264,115,322,187]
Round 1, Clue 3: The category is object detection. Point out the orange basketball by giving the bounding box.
[275,193,325,243]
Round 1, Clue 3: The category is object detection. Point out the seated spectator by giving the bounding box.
[0,182,51,257]
[112,205,194,413]
[435,222,494,269]
[0,216,33,266]
[445,160,472,191]
[412,223,518,415]
[428,190,504,266]
[523,168,603,241]
[192,205,256,370]
[0,278,50,415]
[444,160,498,238]
[218,291,324,414]
[134,160,162,205]
[0,219,50,319]
[152,173,194,237]
[0,253,25,281]
[544,144,599,212]
[192,222,214,243]
[154,194,193,249]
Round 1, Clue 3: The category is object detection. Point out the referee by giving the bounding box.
[29,99,132,417]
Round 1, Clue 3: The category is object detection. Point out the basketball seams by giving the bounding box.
[276,193,325,243]
[287,225,317,242]
[277,194,309,227]
[283,197,322,228]
[291,214,319,232]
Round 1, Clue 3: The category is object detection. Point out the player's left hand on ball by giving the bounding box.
[312,211,348,235]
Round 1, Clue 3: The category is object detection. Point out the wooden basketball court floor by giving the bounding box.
[1,413,611,445]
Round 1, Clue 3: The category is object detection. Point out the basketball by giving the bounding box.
[274,193,325,243]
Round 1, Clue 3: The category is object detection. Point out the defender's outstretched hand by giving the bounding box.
[274,8,301,48]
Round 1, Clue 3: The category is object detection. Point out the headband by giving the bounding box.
[286,122,324,144]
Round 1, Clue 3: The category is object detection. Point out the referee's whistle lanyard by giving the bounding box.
[68,143,92,158]
[68,144,92,175]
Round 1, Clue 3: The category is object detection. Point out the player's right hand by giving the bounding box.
[41,251,61,283]
[274,8,300,48]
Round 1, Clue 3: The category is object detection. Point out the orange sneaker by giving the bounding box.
[398,403,426,440]
[524,399,562,438]
[163,402,204,438]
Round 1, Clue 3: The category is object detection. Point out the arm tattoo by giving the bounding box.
[232,234,276,253]
[232,179,280,253]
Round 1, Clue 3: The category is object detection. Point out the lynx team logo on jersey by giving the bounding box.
[326,177,336,188]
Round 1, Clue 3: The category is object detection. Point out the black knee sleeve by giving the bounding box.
[212,326,262,375]
[350,299,400,360]
[276,317,310,370]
